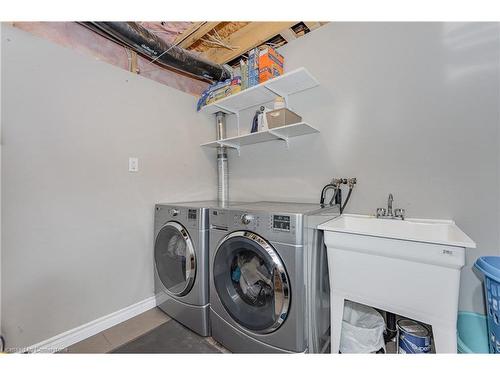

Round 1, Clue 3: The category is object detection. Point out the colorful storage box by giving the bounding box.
[258,46,284,83]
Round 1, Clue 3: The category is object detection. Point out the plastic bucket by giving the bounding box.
[457,312,489,353]
[474,256,500,354]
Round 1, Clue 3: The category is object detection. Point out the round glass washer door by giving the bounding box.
[213,230,290,334]
[154,221,196,297]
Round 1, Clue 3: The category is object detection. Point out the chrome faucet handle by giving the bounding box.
[394,208,405,219]
[376,208,386,217]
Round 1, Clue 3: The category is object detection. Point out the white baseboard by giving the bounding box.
[23,296,156,353]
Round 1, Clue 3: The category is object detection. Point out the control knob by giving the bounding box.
[169,208,180,216]
[240,213,254,225]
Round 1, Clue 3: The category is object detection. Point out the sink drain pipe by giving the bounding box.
[216,112,229,205]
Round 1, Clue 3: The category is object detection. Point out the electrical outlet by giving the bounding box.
[128,157,139,172]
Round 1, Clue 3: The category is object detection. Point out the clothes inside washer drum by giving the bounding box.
[232,253,273,306]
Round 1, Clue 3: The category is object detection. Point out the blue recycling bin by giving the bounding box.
[474,256,500,353]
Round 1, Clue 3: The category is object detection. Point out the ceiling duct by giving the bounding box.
[88,22,232,82]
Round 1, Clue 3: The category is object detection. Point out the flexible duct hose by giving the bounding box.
[217,147,229,205]
[216,112,229,205]
[87,22,232,82]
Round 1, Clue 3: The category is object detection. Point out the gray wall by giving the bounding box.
[2,22,499,349]
[227,23,500,314]
[1,25,216,349]
[0,24,3,338]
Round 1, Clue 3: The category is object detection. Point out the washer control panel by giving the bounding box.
[209,209,302,244]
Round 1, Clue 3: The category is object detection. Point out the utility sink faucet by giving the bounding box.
[387,193,394,217]
[376,193,405,220]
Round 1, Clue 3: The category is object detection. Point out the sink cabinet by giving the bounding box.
[318,214,476,354]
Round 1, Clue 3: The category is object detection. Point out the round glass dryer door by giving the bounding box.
[213,231,290,333]
[154,221,196,297]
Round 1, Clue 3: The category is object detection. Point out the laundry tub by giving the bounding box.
[457,312,489,353]
[474,256,500,353]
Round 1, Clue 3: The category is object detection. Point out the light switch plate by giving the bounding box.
[128,157,139,172]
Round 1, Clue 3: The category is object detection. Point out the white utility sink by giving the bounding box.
[319,214,476,248]
[318,214,476,353]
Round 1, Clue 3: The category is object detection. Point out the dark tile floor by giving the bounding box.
[111,319,224,353]
[63,308,228,353]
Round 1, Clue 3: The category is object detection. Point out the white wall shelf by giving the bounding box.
[199,67,320,154]
[199,67,319,115]
[200,122,318,155]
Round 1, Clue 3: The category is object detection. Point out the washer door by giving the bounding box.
[213,230,290,334]
[154,221,196,297]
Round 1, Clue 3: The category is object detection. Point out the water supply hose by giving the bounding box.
[319,183,336,206]
[340,178,357,214]
[340,188,352,214]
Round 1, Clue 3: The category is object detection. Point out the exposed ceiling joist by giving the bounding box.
[304,22,321,31]
[202,22,298,64]
[280,28,297,43]
[174,21,221,48]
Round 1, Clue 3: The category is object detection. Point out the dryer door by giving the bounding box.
[213,230,290,334]
[154,221,196,297]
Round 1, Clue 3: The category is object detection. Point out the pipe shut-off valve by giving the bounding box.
[320,177,357,214]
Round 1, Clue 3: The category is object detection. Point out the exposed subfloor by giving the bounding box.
[62,308,229,354]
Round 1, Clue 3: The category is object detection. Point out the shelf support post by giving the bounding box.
[268,130,290,149]
[236,111,240,137]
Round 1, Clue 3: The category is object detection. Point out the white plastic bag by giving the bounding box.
[339,301,386,353]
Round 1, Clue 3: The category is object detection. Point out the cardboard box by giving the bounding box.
[258,46,284,83]
[240,59,248,90]
[248,48,260,87]
[259,67,282,83]
[265,108,302,129]
[203,77,241,106]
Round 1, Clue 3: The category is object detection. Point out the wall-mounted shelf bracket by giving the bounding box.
[217,140,240,154]
[268,129,290,149]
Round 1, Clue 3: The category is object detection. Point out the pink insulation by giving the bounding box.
[139,22,193,43]
[13,22,209,96]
